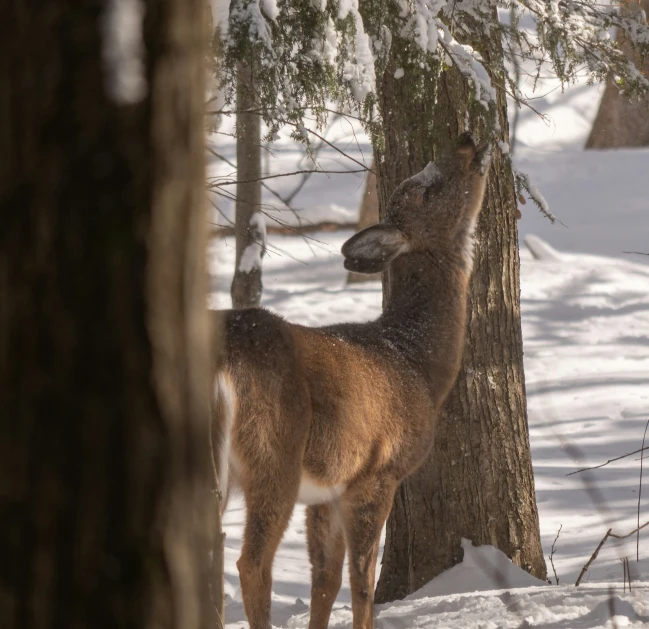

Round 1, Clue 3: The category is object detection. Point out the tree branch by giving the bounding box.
[208,167,369,187]
[574,524,649,586]
[566,446,649,476]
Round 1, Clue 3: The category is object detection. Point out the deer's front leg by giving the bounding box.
[306,502,346,629]
[342,475,397,629]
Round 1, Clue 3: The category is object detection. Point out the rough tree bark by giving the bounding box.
[0,1,221,628]
[231,61,265,309]
[586,0,649,149]
[373,23,547,603]
[347,161,380,284]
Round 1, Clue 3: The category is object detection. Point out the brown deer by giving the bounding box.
[214,133,491,629]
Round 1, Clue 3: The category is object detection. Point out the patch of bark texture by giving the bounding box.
[373,22,546,603]
[0,2,218,628]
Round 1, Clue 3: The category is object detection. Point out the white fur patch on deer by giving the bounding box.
[297,474,346,505]
[215,371,236,504]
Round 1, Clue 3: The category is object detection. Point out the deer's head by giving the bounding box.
[342,133,491,274]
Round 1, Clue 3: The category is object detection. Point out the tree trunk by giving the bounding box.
[373,24,546,603]
[347,161,381,284]
[231,61,265,309]
[586,0,649,149]
[0,2,220,628]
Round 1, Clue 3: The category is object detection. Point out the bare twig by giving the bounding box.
[207,146,305,226]
[638,419,649,560]
[576,528,612,586]
[575,521,649,586]
[621,556,632,593]
[626,556,632,592]
[208,167,369,187]
[623,251,649,256]
[567,446,649,476]
[280,119,372,172]
[549,524,562,585]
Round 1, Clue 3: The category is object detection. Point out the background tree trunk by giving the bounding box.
[231,61,265,309]
[586,0,649,149]
[0,1,220,627]
[373,24,546,603]
[347,161,381,284]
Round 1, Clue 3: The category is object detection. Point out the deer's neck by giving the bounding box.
[379,250,470,393]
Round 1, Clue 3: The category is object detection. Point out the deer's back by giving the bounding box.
[221,308,438,491]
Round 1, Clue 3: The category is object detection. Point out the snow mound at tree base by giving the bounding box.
[285,584,649,629]
[406,538,547,599]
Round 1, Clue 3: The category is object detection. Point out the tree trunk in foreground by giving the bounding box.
[347,161,380,284]
[586,0,649,149]
[0,2,220,627]
[231,61,265,309]
[374,24,546,603]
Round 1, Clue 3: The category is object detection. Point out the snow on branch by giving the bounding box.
[340,1,376,102]
[216,0,649,150]
[511,162,556,224]
[238,212,267,273]
[101,0,147,105]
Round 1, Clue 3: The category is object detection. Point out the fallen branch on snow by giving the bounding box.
[575,520,649,586]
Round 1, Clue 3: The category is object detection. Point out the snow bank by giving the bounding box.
[211,231,649,628]
[407,538,547,599]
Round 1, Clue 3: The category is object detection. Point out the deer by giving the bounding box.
[213,133,492,629]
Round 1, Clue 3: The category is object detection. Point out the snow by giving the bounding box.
[524,234,562,261]
[408,161,441,186]
[210,231,649,627]
[261,0,278,21]
[209,45,649,629]
[209,0,231,31]
[101,0,147,104]
[237,212,266,272]
[393,67,405,79]
[340,2,376,102]
[406,539,548,598]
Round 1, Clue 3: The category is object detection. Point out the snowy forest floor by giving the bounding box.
[210,230,649,629]
[208,75,649,628]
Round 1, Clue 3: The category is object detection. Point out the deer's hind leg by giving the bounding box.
[342,475,397,629]
[237,469,300,629]
[306,502,346,629]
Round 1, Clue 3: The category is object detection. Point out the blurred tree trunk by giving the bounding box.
[372,16,546,603]
[0,1,221,628]
[347,161,381,284]
[231,61,265,309]
[586,0,649,149]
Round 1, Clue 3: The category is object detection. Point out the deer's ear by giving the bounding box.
[341,225,411,274]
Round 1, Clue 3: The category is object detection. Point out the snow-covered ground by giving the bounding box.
[209,64,649,629]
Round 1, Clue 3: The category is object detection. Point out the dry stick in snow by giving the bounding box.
[620,556,631,593]
[575,521,649,586]
[638,419,649,560]
[626,556,632,592]
[567,446,649,476]
[549,524,562,585]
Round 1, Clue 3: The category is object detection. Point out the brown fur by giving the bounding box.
[214,134,491,629]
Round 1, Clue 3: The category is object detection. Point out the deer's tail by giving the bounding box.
[212,370,236,513]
